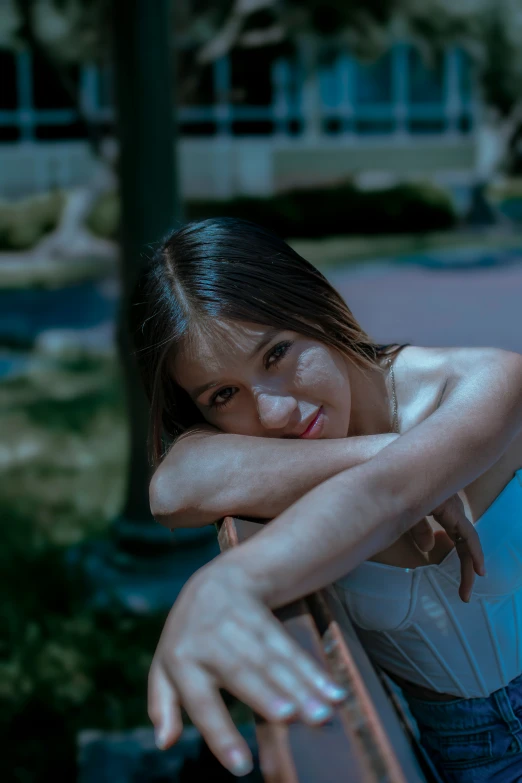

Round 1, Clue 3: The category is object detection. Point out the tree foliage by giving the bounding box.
[402,0,522,118]
[2,0,522,118]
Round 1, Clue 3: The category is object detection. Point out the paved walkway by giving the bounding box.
[328,260,522,354]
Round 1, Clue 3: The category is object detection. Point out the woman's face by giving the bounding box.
[172,320,352,439]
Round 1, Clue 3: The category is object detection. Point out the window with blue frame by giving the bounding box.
[457,48,474,133]
[230,47,275,135]
[95,62,115,136]
[177,46,217,136]
[353,51,394,134]
[0,49,19,141]
[318,56,344,135]
[0,42,475,141]
[31,53,84,140]
[407,47,445,134]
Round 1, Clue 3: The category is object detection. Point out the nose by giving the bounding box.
[256,392,297,432]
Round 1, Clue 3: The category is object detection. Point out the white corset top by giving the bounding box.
[334,470,522,699]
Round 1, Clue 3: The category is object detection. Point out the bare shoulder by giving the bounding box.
[434,346,522,408]
[400,344,522,376]
[436,346,522,381]
[394,345,522,432]
[392,346,453,432]
[396,346,522,522]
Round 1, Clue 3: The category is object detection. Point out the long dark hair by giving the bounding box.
[132,217,388,467]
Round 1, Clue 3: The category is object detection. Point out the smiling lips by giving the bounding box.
[298,407,324,439]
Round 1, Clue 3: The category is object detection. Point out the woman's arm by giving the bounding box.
[221,348,522,608]
[150,428,399,528]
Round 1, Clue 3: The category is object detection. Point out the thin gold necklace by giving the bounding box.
[388,356,399,434]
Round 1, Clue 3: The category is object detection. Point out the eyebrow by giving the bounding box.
[189,328,282,400]
[247,327,281,360]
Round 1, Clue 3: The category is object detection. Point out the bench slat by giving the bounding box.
[216,517,432,782]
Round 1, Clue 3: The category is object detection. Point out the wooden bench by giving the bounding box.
[217,517,441,783]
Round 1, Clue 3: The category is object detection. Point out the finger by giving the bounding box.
[221,617,346,712]
[213,619,344,725]
[452,517,484,601]
[432,498,485,578]
[217,642,334,725]
[257,615,346,702]
[148,663,184,749]
[221,664,304,722]
[454,522,485,579]
[176,666,254,777]
[262,659,338,724]
[455,543,475,603]
[410,518,435,552]
[285,650,348,704]
[258,627,348,709]
[213,655,335,728]
[208,634,302,722]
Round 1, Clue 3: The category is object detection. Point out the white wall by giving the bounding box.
[0,136,477,202]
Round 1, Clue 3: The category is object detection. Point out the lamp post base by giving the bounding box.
[66,522,220,615]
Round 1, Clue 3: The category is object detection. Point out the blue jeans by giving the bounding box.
[404,673,522,782]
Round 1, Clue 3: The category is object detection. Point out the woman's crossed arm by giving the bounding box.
[148,349,522,776]
[150,428,399,527]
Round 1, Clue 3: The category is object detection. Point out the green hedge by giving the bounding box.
[0,182,456,252]
[188,182,457,238]
[87,180,457,242]
[85,188,120,242]
[0,191,65,251]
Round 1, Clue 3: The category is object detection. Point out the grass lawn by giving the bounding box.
[1,352,252,783]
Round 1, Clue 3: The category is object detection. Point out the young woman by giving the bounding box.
[136,217,522,781]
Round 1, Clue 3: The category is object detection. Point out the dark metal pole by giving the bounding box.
[69,0,218,614]
[111,0,180,542]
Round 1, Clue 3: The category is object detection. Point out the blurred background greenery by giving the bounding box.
[2,1,522,781]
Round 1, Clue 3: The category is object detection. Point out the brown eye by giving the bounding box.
[265,340,293,369]
[210,386,236,410]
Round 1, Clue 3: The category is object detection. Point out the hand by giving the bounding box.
[409,493,485,602]
[148,561,348,777]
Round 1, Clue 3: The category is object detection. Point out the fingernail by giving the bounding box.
[314,673,346,696]
[322,683,348,701]
[306,700,333,722]
[227,749,253,777]
[155,726,168,750]
[273,701,296,719]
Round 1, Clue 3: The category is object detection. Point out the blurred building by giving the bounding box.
[0,42,477,205]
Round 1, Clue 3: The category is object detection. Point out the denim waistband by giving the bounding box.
[405,672,522,735]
